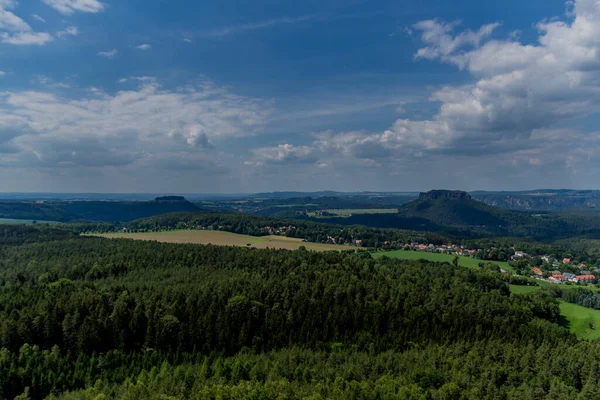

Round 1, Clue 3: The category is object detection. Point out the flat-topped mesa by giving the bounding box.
[418,190,472,201]
[154,196,187,202]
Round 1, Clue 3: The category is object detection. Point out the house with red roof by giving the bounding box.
[576,275,596,284]
[533,267,543,276]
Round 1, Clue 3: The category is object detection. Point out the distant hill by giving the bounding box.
[472,190,600,210]
[301,190,520,237]
[397,190,511,228]
[0,197,201,222]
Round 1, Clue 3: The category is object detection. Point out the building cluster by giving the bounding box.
[401,242,478,256]
[264,225,297,235]
[525,252,597,284]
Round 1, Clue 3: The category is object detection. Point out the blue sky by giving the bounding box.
[2,0,600,193]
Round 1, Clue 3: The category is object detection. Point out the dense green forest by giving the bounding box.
[0,225,599,399]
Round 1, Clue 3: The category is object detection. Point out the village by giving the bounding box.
[395,243,598,286]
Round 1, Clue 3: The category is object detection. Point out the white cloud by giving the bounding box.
[97,49,117,58]
[251,144,317,165]
[1,31,53,45]
[42,0,104,15]
[0,71,5,76]
[0,79,271,169]
[183,38,192,43]
[0,1,53,45]
[413,20,501,66]
[0,0,31,32]
[208,15,314,37]
[136,43,151,50]
[308,0,600,165]
[56,25,78,38]
[168,125,215,149]
[37,75,70,88]
[31,14,45,23]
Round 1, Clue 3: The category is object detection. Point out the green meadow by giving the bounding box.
[509,285,600,339]
[372,249,514,272]
[559,301,600,340]
[508,284,542,294]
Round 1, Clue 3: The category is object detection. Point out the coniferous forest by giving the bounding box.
[0,225,598,399]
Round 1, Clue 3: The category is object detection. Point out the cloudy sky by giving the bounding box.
[0,0,599,193]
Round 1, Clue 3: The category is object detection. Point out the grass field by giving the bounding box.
[308,208,398,218]
[559,301,600,340]
[372,249,514,272]
[93,230,350,252]
[508,285,600,339]
[509,285,542,294]
[0,218,60,225]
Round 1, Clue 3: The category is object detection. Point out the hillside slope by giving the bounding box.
[397,190,511,227]
[0,197,201,222]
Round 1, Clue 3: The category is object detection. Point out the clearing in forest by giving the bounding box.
[93,230,349,251]
[372,249,514,272]
[558,301,600,340]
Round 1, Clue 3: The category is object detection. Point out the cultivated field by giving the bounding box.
[372,249,514,272]
[308,208,398,218]
[0,218,60,225]
[93,230,350,251]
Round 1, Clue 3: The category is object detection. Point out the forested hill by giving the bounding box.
[0,225,590,399]
[310,190,600,240]
[396,190,514,227]
[0,197,201,222]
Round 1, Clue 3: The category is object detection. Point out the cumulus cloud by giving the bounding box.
[168,125,215,149]
[303,0,600,167]
[251,144,317,165]
[0,79,271,169]
[56,26,78,38]
[136,43,151,50]
[97,49,117,58]
[42,0,104,15]
[0,0,53,45]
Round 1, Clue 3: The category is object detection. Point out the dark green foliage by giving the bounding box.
[0,226,594,399]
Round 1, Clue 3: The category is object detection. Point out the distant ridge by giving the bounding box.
[0,197,202,222]
[419,190,471,202]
